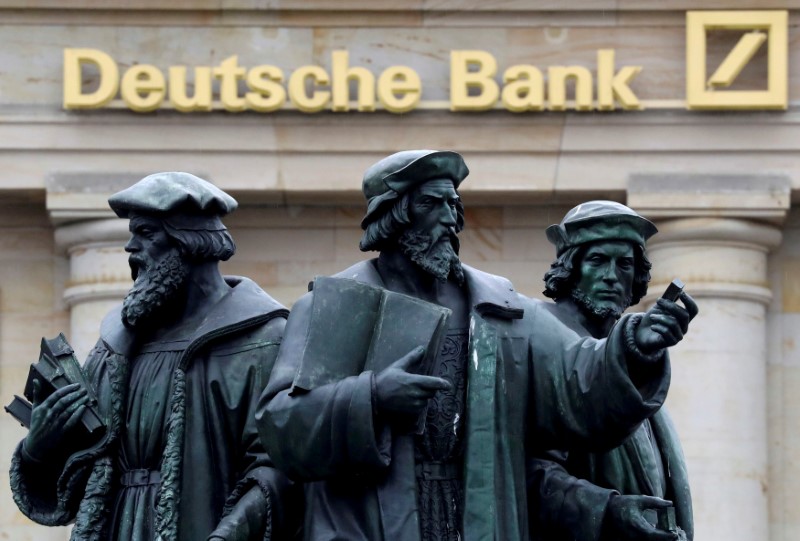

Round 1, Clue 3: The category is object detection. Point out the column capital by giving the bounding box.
[639,217,782,307]
[647,217,783,251]
[54,218,130,255]
[627,173,790,225]
[54,218,131,311]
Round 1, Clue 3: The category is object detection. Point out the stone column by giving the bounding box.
[628,175,789,541]
[46,173,143,360]
[54,218,131,360]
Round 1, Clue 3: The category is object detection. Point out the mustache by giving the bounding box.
[431,227,460,253]
[398,227,464,284]
[128,255,146,280]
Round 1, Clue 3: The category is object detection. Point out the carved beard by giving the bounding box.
[398,228,465,285]
[570,287,632,323]
[121,250,189,330]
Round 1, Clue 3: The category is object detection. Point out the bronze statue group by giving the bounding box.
[10,151,696,541]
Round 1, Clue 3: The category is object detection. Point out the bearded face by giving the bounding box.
[570,288,631,322]
[121,215,190,330]
[400,179,465,284]
[398,228,464,284]
[571,240,635,323]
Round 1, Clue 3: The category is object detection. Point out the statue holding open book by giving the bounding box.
[256,150,698,541]
[5,150,696,541]
[7,173,300,541]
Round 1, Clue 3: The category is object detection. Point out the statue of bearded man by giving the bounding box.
[10,172,299,541]
[256,151,697,541]
[528,201,693,541]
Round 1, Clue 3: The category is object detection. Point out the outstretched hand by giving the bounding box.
[604,494,678,541]
[375,346,452,418]
[635,292,698,355]
[23,381,88,462]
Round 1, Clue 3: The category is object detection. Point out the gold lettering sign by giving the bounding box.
[449,49,643,112]
[62,49,422,114]
[61,11,791,116]
[686,10,788,110]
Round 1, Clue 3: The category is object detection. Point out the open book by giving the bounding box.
[291,276,451,431]
[4,333,105,437]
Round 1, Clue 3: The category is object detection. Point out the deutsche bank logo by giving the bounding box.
[686,10,787,110]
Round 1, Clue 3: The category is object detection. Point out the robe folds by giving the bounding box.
[256,260,671,541]
[528,302,692,541]
[10,276,299,541]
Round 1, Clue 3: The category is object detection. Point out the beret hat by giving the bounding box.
[361,150,469,229]
[546,200,657,255]
[108,172,237,231]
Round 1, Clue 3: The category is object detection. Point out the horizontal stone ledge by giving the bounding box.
[63,281,133,306]
[54,218,130,251]
[641,281,773,306]
[643,217,784,249]
[7,112,800,154]
[4,0,783,13]
[629,174,791,224]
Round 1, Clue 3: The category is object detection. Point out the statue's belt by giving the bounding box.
[414,461,462,481]
[120,469,161,487]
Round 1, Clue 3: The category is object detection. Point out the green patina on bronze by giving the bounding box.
[530,200,693,541]
[9,173,299,541]
[255,153,695,541]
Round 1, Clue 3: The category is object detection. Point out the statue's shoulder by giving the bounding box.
[219,276,288,344]
[329,259,382,286]
[98,304,134,357]
[519,296,550,320]
[461,264,525,320]
[224,276,288,316]
[461,264,514,291]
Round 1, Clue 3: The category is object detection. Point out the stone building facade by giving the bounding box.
[0,2,798,540]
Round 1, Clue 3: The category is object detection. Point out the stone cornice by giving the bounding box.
[628,174,791,226]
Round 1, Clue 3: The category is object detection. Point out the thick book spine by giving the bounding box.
[4,395,32,428]
[21,334,107,436]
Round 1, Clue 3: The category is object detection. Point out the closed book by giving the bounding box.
[365,290,451,376]
[23,333,105,436]
[366,290,451,433]
[292,277,383,391]
[292,275,452,429]
[4,395,32,428]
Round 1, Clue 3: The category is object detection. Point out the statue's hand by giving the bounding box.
[635,292,698,355]
[604,494,678,541]
[375,347,452,417]
[23,381,88,462]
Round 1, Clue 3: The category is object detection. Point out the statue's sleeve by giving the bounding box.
[213,316,301,541]
[527,450,615,541]
[9,339,110,526]
[528,304,670,452]
[255,293,392,481]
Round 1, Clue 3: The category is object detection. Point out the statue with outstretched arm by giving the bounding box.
[528,201,694,541]
[255,151,697,541]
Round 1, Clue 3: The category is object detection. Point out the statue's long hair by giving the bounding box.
[543,243,652,305]
[162,224,236,262]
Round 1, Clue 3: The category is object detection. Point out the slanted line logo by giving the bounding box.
[686,10,787,110]
[707,31,767,89]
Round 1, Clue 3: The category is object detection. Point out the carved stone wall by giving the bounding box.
[1,2,800,540]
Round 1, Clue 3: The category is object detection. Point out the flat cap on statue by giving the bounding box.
[361,150,469,228]
[546,200,657,256]
[108,172,238,231]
